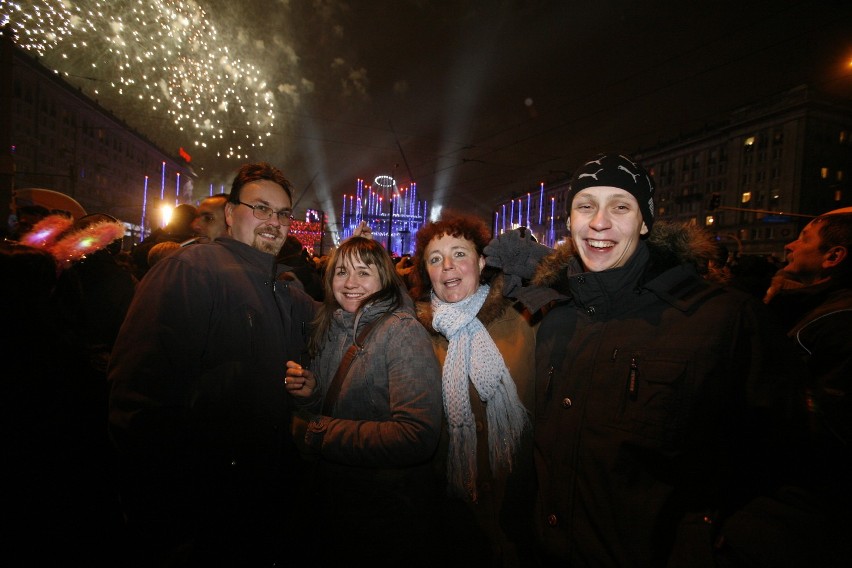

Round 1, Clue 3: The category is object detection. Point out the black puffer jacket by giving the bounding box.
[519,223,820,567]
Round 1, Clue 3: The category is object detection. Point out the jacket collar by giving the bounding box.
[531,221,722,312]
[216,235,283,275]
[333,296,404,338]
[770,278,852,332]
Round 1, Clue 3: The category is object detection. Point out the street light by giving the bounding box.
[161,203,173,227]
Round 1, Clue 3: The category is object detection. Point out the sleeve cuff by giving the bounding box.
[304,415,330,451]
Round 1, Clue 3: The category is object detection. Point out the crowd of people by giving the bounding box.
[4,155,850,567]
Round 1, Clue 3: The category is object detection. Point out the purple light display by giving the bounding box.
[339,177,429,255]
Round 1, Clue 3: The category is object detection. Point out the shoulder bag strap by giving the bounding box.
[321,312,392,415]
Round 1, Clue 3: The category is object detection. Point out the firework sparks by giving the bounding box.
[1,0,277,160]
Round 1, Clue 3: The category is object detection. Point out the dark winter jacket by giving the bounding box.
[768,280,852,418]
[766,278,852,559]
[108,236,317,566]
[517,222,817,567]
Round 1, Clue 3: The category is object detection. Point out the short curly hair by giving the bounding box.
[409,210,498,301]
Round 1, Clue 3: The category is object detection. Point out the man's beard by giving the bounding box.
[252,228,285,255]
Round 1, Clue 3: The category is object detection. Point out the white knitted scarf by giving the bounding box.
[431,284,530,502]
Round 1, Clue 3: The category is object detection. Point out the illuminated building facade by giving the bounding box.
[492,180,570,248]
[339,176,428,256]
[288,208,326,257]
[637,85,851,257]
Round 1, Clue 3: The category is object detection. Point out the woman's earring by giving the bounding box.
[565,219,571,233]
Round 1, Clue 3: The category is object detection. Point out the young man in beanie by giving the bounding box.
[486,153,828,566]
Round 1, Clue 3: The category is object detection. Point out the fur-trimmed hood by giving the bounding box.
[415,273,511,335]
[531,221,718,290]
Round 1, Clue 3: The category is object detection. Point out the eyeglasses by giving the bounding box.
[236,201,295,225]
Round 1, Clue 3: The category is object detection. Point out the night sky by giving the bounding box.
[6,0,852,225]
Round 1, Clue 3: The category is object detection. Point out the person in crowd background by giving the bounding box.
[486,153,826,567]
[190,193,229,241]
[762,207,852,563]
[285,236,442,566]
[313,252,329,277]
[727,253,782,299]
[46,213,136,562]
[129,202,197,279]
[276,234,325,301]
[8,212,137,563]
[146,239,182,268]
[408,212,537,567]
[8,203,50,239]
[704,242,732,285]
[49,214,137,380]
[3,240,75,563]
[703,241,782,300]
[108,162,316,567]
[395,253,416,289]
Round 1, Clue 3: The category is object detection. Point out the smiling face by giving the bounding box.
[224,179,291,254]
[425,234,486,303]
[569,186,648,272]
[331,252,382,313]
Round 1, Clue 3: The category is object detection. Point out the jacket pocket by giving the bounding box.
[615,354,691,444]
[238,304,261,356]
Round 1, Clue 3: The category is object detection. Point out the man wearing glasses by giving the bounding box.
[228,194,294,254]
[108,162,317,567]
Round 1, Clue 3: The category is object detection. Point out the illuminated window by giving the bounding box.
[840,131,848,144]
[820,167,829,179]
[741,192,751,203]
[837,170,844,182]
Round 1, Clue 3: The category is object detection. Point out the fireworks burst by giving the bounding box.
[1,0,277,160]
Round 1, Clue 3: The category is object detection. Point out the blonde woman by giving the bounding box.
[285,236,443,566]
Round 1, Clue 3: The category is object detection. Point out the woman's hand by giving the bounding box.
[284,360,316,397]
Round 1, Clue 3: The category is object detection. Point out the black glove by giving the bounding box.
[484,228,551,296]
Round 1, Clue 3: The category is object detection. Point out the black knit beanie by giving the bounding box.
[567,153,656,230]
